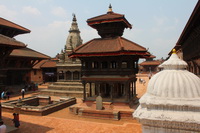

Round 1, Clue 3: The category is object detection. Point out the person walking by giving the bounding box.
[21,88,25,99]
[0,120,7,133]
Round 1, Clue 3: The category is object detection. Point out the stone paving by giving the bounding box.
[1,76,149,133]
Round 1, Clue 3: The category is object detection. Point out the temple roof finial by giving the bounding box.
[72,13,77,22]
[107,4,113,13]
[172,49,176,54]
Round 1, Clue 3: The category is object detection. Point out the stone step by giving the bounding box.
[48,85,83,91]
[52,82,83,86]
[39,89,88,98]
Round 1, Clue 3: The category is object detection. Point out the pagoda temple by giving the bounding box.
[69,5,150,103]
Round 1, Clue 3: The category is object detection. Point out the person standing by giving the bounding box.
[21,88,25,99]
[12,113,20,128]
[0,120,6,133]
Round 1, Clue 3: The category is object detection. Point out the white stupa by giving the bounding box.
[133,49,200,133]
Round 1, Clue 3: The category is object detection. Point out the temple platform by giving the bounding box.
[39,81,88,98]
[69,100,134,120]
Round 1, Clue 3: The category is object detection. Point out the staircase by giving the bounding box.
[39,81,88,98]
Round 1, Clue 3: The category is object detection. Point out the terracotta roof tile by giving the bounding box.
[33,60,47,69]
[0,17,30,33]
[41,60,57,68]
[140,60,162,66]
[87,12,124,22]
[87,12,132,29]
[70,37,149,57]
[10,47,50,59]
[0,34,26,48]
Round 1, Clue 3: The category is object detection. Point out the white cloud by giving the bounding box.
[22,6,41,15]
[16,20,70,57]
[80,28,98,43]
[48,20,69,28]
[51,7,67,18]
[153,16,169,26]
[151,16,179,34]
[0,5,17,19]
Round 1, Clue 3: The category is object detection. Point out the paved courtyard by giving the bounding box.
[1,76,149,133]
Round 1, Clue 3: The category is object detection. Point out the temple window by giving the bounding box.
[101,61,108,69]
[134,61,138,68]
[110,61,117,69]
[92,61,99,69]
[121,61,128,68]
[83,61,88,69]
[82,61,85,67]
[66,71,71,80]
[58,71,64,80]
[73,71,80,80]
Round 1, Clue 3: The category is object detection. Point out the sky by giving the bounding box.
[0,0,198,60]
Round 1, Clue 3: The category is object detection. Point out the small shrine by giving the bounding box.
[133,49,200,132]
[69,5,150,103]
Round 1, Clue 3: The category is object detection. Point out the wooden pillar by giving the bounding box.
[89,83,92,97]
[95,83,97,95]
[57,72,59,81]
[98,83,100,96]
[132,82,134,97]
[110,83,113,101]
[83,82,86,101]
[125,82,129,102]
[63,71,66,81]
[128,82,130,101]
[71,72,73,80]
[134,81,136,96]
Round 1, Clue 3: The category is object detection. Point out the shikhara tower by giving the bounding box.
[57,14,82,81]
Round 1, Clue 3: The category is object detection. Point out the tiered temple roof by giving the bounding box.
[0,34,26,48]
[70,36,148,57]
[10,48,50,59]
[69,5,149,58]
[0,17,30,37]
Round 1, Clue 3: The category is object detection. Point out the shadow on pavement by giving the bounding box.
[2,116,53,133]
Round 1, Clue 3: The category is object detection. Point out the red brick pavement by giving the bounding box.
[2,111,141,133]
[1,77,149,133]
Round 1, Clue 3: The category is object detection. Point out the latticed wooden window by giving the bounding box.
[92,61,98,69]
[110,61,117,68]
[101,61,108,69]
[121,61,127,68]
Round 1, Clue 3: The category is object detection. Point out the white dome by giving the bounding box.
[147,53,200,98]
[133,51,200,132]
